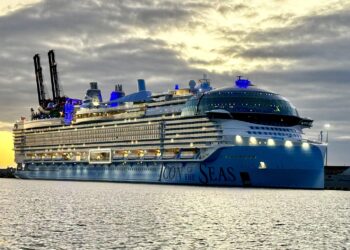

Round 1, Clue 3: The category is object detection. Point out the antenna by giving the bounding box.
[199,73,210,84]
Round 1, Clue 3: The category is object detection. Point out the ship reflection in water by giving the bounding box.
[0,179,348,249]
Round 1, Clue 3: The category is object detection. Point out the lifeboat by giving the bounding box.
[113,150,124,160]
[143,150,158,160]
[180,150,197,159]
[126,151,138,160]
[162,149,178,159]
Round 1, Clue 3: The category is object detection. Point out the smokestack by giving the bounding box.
[109,84,125,108]
[33,54,46,106]
[137,79,146,92]
[189,80,196,91]
[85,82,102,104]
[115,84,123,92]
[90,82,98,89]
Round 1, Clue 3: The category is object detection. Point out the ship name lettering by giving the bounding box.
[162,166,182,180]
[199,165,236,184]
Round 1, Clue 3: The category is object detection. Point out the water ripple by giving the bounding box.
[0,179,349,249]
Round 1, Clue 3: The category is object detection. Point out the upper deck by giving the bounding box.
[14,76,313,131]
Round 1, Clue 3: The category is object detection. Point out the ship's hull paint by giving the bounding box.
[15,145,325,189]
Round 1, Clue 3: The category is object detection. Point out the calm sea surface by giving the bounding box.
[0,179,349,249]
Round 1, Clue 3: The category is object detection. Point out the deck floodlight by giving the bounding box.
[267,138,275,146]
[285,140,293,148]
[235,135,243,144]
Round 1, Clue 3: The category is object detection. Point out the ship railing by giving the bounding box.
[221,136,325,146]
[146,98,187,107]
[303,138,324,145]
[77,103,146,114]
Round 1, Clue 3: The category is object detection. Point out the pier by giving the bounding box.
[0,168,16,178]
[325,166,350,190]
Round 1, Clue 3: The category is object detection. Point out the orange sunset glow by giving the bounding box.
[0,131,15,168]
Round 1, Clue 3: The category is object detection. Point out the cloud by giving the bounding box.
[0,122,14,130]
[336,136,350,141]
[0,0,41,16]
[0,0,206,119]
[0,0,349,164]
[217,3,249,15]
[246,8,350,43]
[239,38,350,61]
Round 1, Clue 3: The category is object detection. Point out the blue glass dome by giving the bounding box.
[181,86,309,127]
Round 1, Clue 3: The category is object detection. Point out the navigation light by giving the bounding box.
[259,161,267,169]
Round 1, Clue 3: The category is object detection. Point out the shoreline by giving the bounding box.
[0,168,16,178]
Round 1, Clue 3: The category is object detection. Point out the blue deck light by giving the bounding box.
[109,84,125,107]
[64,100,75,125]
[235,76,251,88]
[109,91,124,107]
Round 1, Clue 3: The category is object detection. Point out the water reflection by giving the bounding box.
[0,180,348,249]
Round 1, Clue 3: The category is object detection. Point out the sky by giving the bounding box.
[0,0,349,167]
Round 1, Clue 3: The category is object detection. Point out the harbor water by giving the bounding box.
[0,179,349,249]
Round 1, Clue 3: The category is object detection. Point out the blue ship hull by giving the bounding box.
[15,145,325,189]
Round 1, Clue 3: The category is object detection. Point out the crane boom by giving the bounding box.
[33,54,46,107]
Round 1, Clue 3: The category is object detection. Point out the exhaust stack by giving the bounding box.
[137,79,146,92]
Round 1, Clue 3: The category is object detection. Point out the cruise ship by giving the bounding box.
[13,51,326,188]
